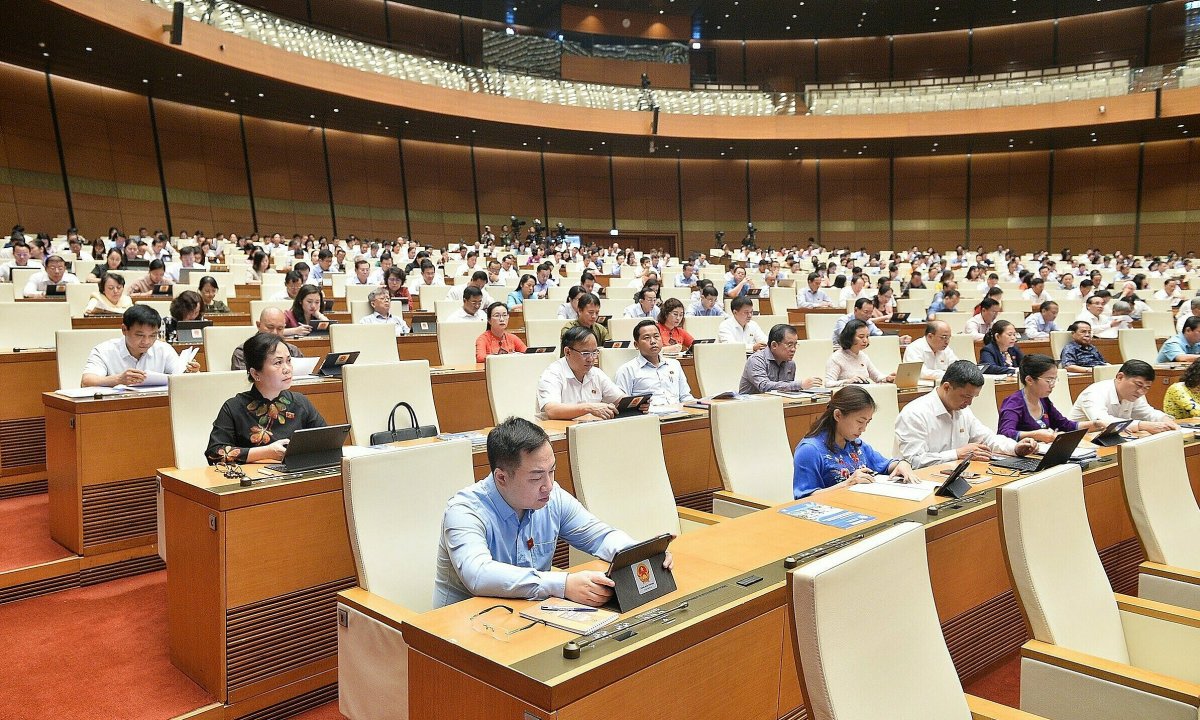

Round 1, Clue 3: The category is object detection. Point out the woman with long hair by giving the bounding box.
[792,385,916,498]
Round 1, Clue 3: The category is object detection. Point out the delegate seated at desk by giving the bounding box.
[613,320,695,406]
[998,354,1103,442]
[792,385,916,498]
[1156,316,1200,364]
[739,323,822,394]
[537,325,624,421]
[207,332,327,464]
[80,304,200,387]
[1067,359,1180,434]
[432,417,672,608]
[232,307,304,371]
[894,360,1037,468]
[903,320,958,382]
[22,254,78,297]
[718,296,767,351]
[358,287,410,336]
[1058,320,1108,372]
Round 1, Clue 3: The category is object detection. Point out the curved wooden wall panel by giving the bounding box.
[970,151,1052,253]
[0,63,64,234]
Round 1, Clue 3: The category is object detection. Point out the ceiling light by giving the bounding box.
[258,92,264,97]
[176,73,183,77]
[85,47,92,52]
[691,41,701,49]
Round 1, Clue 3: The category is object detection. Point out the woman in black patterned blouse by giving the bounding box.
[206,332,326,464]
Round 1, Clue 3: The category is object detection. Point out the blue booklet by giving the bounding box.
[780,502,875,529]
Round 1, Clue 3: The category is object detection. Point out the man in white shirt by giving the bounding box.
[1177,298,1200,333]
[456,251,481,278]
[498,255,520,284]
[347,259,375,286]
[408,260,445,295]
[166,246,207,283]
[1021,277,1053,304]
[797,272,833,308]
[271,271,304,301]
[622,288,658,319]
[831,298,886,345]
[1023,301,1059,339]
[22,255,79,297]
[613,320,694,406]
[1076,293,1117,332]
[718,296,767,351]
[838,275,867,307]
[1068,360,1179,434]
[903,320,959,381]
[537,326,625,420]
[446,271,496,307]
[0,243,40,282]
[446,286,487,322]
[358,287,409,336]
[894,360,1036,468]
[963,298,1000,340]
[81,305,199,387]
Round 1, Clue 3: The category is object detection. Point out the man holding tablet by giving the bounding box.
[433,417,673,608]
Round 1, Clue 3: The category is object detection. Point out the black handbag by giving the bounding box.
[369,401,437,445]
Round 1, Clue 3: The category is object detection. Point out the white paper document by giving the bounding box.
[56,386,126,399]
[849,479,938,502]
[178,346,199,368]
[114,371,170,392]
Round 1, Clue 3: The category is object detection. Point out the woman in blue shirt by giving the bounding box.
[506,273,536,310]
[792,386,916,498]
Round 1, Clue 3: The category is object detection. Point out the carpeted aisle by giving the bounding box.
[964,651,1021,708]
[0,493,73,573]
[0,570,213,720]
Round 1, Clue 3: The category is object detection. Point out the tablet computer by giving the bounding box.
[1091,418,1134,447]
[605,533,676,612]
[934,459,973,499]
[615,393,653,417]
[524,346,555,354]
[308,319,334,336]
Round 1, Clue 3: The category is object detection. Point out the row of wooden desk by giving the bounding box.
[158,399,1200,720]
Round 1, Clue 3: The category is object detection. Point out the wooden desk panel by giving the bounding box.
[0,349,56,486]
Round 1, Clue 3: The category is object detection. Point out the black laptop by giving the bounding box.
[411,317,438,336]
[45,283,68,298]
[605,533,676,612]
[307,319,334,336]
[1090,419,1134,447]
[990,428,1087,473]
[266,424,351,473]
[615,394,653,418]
[174,319,212,343]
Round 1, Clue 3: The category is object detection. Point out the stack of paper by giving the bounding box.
[849,479,938,502]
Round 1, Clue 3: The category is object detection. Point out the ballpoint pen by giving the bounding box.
[540,605,599,612]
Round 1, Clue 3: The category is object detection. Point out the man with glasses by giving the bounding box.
[538,325,624,420]
[903,320,959,382]
[447,286,487,321]
[738,323,822,395]
[1068,359,1180,434]
[432,417,671,609]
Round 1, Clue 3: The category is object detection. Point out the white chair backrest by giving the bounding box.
[684,315,723,341]
[485,352,557,423]
[55,329,122,390]
[604,285,635,302]
[998,465,1130,664]
[330,323,399,365]
[434,300,465,322]
[546,284,570,301]
[599,346,638,378]
[348,300,371,323]
[1116,328,1158,364]
[168,371,251,469]
[250,299,292,319]
[606,317,641,344]
[793,339,829,385]
[996,311,1027,328]
[860,383,900,454]
[65,283,94,317]
[1120,433,1200,569]
[866,335,901,375]
[947,334,976,363]
[524,318,567,350]
[202,325,257,373]
[804,313,841,343]
[342,440,473,612]
[693,342,747,396]
[710,396,794,505]
[1139,310,1175,338]
[1049,330,1072,360]
[791,522,971,720]
[437,321,483,365]
[568,415,680,541]
[521,299,559,321]
[0,302,70,348]
[755,314,789,333]
[341,361,438,446]
[895,298,926,316]
[344,284,380,304]
[1093,364,1120,383]
[935,311,970,334]
[1048,368,1073,412]
[414,284,450,307]
[972,376,1001,431]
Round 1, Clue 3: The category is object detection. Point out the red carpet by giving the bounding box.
[964,652,1022,708]
[0,570,214,720]
[0,493,73,573]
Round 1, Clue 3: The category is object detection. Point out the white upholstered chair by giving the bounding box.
[568,415,720,563]
[55,329,120,390]
[710,395,794,516]
[972,376,1002,431]
[804,312,840,344]
[998,464,1200,720]
[790,522,1046,720]
[341,361,438,447]
[336,440,474,720]
[202,325,257,373]
[1093,363,1121,383]
[859,382,900,454]
[1119,433,1200,612]
[598,346,638,378]
[1117,328,1160,365]
[330,323,399,365]
[436,320,483,365]
[0,302,70,348]
[684,315,723,341]
[1049,330,1072,360]
[606,317,641,344]
[485,352,557,423]
[693,341,747,396]
[524,318,568,350]
[948,334,977,363]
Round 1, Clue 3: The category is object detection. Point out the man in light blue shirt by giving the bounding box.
[1156,316,1200,364]
[674,262,697,287]
[614,320,695,406]
[831,298,883,345]
[797,272,833,308]
[433,418,671,608]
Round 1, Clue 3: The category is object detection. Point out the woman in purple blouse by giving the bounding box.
[998,354,1103,441]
